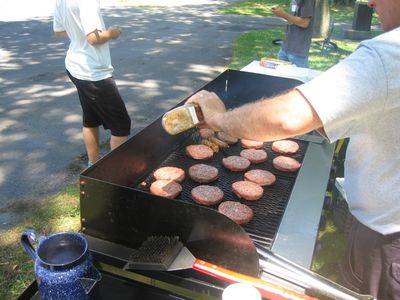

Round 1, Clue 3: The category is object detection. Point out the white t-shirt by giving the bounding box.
[297,27,400,235]
[53,0,113,81]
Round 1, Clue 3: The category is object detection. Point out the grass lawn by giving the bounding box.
[228,28,359,71]
[0,184,80,299]
[219,0,379,24]
[1,1,375,298]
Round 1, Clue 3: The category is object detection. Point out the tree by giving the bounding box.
[312,0,331,39]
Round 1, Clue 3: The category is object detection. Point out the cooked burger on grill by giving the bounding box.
[191,185,224,206]
[199,128,215,139]
[153,166,185,183]
[240,139,264,149]
[240,149,268,164]
[244,169,276,186]
[272,140,300,154]
[150,179,182,199]
[272,155,301,172]
[188,164,219,183]
[232,181,264,201]
[222,156,251,172]
[218,201,254,225]
[186,144,214,160]
[216,131,238,145]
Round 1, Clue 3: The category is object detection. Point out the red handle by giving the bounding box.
[193,259,317,300]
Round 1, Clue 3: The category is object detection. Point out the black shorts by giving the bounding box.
[67,70,131,137]
[338,217,400,299]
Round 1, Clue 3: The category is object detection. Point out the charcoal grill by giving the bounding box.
[77,69,335,299]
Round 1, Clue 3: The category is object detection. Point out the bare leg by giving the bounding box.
[83,127,101,163]
[110,135,128,150]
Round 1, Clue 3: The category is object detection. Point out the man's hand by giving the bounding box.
[186,90,226,131]
[108,26,122,40]
[87,27,122,45]
[271,6,286,18]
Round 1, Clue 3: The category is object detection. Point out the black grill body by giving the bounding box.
[79,70,305,292]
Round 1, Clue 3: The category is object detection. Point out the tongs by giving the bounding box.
[255,243,376,300]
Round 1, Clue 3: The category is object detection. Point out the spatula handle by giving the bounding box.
[193,259,317,300]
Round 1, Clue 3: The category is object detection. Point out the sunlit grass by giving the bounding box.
[220,0,289,16]
[311,211,346,281]
[220,0,379,25]
[228,28,359,71]
[0,184,80,299]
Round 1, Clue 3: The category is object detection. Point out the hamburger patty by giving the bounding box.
[240,139,264,149]
[153,166,185,182]
[150,180,182,199]
[244,169,276,186]
[222,156,251,172]
[191,185,224,206]
[186,144,214,160]
[218,201,254,225]
[272,155,301,172]
[240,149,268,164]
[272,140,300,154]
[189,164,219,183]
[199,128,215,139]
[216,131,238,144]
[232,181,264,201]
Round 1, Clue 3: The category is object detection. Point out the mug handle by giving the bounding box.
[20,229,42,261]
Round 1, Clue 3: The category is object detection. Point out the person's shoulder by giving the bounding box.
[367,27,400,42]
[360,28,400,50]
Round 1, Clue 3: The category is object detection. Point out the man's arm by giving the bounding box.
[187,89,322,142]
[272,6,311,28]
[86,27,122,45]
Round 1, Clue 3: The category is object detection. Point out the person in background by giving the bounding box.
[53,0,131,167]
[271,0,315,68]
[186,0,400,298]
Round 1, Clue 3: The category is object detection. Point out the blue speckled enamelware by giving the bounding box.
[21,229,101,300]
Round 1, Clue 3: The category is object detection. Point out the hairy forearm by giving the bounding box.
[210,89,322,141]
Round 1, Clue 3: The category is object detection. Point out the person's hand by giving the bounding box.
[271,5,285,18]
[186,90,226,131]
[108,26,122,39]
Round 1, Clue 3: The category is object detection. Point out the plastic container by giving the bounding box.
[222,283,262,300]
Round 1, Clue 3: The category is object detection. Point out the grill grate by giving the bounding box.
[137,130,308,249]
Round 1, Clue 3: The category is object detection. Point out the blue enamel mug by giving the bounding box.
[21,229,101,299]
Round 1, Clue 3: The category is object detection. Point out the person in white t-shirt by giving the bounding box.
[53,0,131,167]
[186,0,400,298]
